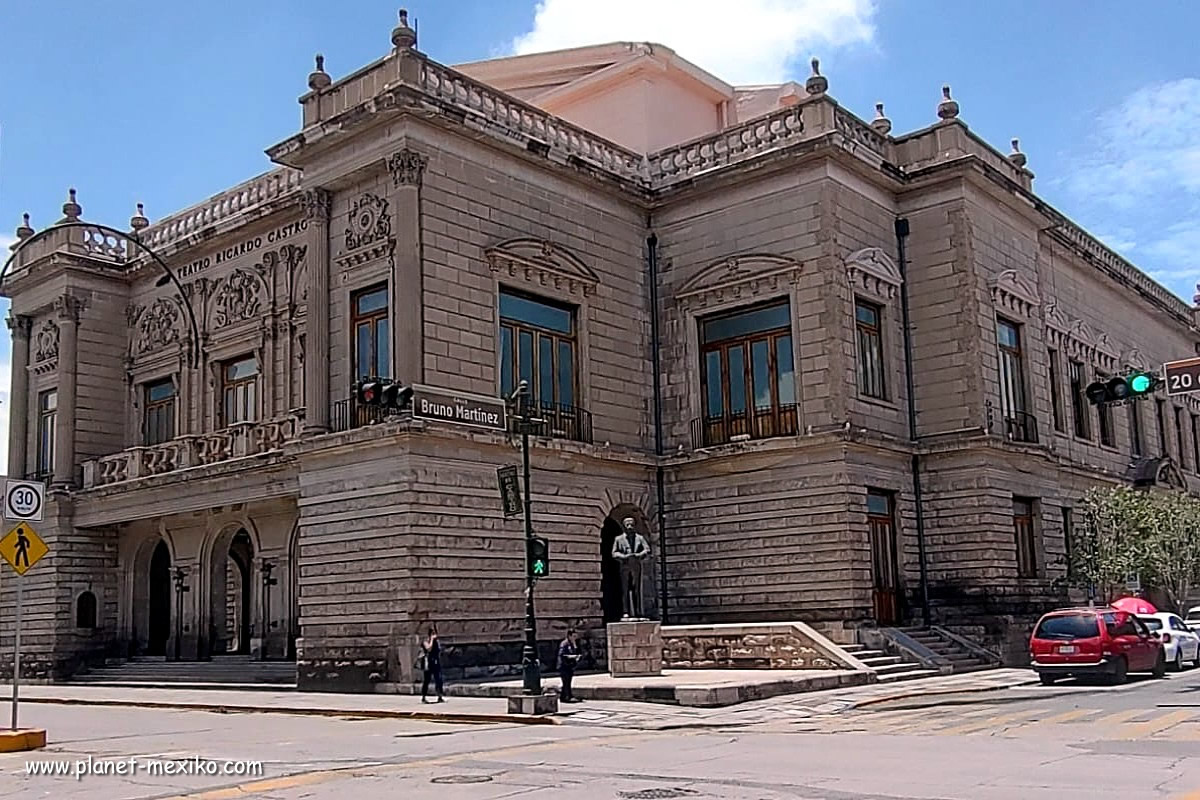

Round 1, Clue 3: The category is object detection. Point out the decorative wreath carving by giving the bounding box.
[213,268,265,328]
[34,319,59,363]
[130,297,182,356]
[345,193,391,252]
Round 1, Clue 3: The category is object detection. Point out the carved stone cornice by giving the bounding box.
[485,237,599,297]
[387,148,427,187]
[845,247,902,301]
[54,293,86,323]
[303,188,332,223]
[676,253,802,309]
[989,269,1041,318]
[6,314,32,340]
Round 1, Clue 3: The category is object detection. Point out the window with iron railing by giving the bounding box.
[352,284,389,381]
[695,300,797,448]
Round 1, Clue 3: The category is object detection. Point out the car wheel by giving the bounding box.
[1039,672,1056,686]
[1193,645,1200,669]
[1175,649,1185,672]
[1109,656,1128,685]
[1153,650,1167,679]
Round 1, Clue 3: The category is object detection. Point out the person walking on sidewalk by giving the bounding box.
[420,625,444,703]
[557,628,581,703]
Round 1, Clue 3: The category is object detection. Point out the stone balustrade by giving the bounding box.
[82,413,303,489]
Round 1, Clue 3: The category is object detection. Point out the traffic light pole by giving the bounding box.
[517,386,542,695]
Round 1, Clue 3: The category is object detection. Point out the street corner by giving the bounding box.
[0,728,46,752]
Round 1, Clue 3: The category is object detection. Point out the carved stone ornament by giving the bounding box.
[6,315,32,341]
[676,253,802,309]
[345,193,391,252]
[1120,346,1144,370]
[130,297,182,356]
[1094,333,1119,372]
[989,269,1041,317]
[387,148,428,187]
[34,319,59,363]
[303,188,332,222]
[213,268,265,328]
[845,247,902,300]
[484,238,599,297]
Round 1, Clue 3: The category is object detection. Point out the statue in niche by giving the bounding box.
[611,516,652,619]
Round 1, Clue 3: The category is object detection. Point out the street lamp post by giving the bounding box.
[172,567,190,662]
[512,380,542,695]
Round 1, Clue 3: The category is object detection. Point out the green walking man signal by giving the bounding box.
[527,536,549,578]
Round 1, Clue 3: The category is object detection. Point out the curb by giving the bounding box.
[12,696,560,726]
[848,679,1039,710]
[0,728,46,753]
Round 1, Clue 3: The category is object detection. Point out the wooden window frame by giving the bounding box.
[1013,496,1039,578]
[498,288,579,410]
[36,388,57,478]
[1129,403,1144,457]
[143,378,177,446]
[1068,360,1090,440]
[855,299,887,400]
[220,355,259,427]
[351,284,390,381]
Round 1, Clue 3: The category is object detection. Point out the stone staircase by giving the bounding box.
[840,642,941,684]
[897,627,1000,675]
[853,625,1002,683]
[71,655,297,690]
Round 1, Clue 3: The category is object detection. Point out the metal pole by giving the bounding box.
[519,388,541,695]
[11,577,23,730]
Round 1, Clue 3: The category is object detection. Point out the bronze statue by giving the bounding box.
[612,516,651,619]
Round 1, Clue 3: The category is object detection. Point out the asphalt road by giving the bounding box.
[6,669,1200,799]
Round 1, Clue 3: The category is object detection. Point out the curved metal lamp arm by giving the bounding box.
[1,221,202,367]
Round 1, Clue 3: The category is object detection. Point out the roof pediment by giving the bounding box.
[845,247,902,299]
[485,238,599,296]
[990,269,1041,316]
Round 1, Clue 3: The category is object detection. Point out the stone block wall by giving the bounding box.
[661,621,862,670]
[607,620,662,676]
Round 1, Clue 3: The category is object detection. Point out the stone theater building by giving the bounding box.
[4,12,1200,688]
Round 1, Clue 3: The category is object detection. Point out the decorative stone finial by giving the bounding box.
[937,85,959,120]
[61,188,82,222]
[15,213,34,242]
[805,57,828,95]
[308,53,331,91]
[1008,138,1028,168]
[391,8,417,49]
[130,203,149,231]
[871,102,892,135]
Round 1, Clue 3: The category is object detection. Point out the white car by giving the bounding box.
[1138,613,1200,670]
[1185,606,1200,629]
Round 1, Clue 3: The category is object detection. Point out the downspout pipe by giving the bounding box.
[895,217,932,627]
[648,231,669,624]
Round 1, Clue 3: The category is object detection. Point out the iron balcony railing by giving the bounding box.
[691,403,799,449]
[331,397,390,433]
[513,401,593,445]
[1003,411,1039,444]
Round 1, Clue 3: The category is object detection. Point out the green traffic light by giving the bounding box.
[532,561,545,575]
[1130,374,1152,394]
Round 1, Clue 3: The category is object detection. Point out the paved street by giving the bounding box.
[5,668,1200,799]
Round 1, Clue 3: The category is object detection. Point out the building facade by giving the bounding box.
[4,17,1199,688]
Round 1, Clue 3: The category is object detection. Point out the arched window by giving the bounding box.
[76,591,97,629]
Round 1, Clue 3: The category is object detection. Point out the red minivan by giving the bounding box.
[1030,607,1165,685]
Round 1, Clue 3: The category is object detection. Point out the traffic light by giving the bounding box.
[354,379,412,410]
[356,379,383,406]
[380,382,414,410]
[527,536,549,578]
[1085,371,1159,406]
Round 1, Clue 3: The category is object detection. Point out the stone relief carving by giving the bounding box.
[213,268,265,328]
[989,269,1041,317]
[7,315,32,341]
[345,193,391,252]
[303,188,332,222]
[484,238,600,297]
[845,247,902,300]
[129,297,182,356]
[387,148,428,187]
[676,253,802,309]
[34,319,59,363]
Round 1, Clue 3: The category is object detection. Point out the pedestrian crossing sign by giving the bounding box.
[0,522,48,576]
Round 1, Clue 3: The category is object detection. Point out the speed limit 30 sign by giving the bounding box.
[3,479,45,522]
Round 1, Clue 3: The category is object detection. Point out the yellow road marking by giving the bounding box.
[1121,710,1197,738]
[1089,708,1145,731]
[1019,708,1099,729]
[1163,721,1200,742]
[937,708,1046,736]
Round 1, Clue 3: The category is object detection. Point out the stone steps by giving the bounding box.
[72,656,296,689]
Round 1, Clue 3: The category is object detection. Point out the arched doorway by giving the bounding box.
[600,517,624,623]
[147,540,172,656]
[210,527,255,655]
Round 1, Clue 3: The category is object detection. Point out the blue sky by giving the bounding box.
[0,1,1197,469]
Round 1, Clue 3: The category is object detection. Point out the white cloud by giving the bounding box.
[510,0,877,85]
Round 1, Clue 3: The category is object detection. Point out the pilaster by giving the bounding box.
[7,315,32,478]
[387,147,427,385]
[303,188,332,433]
[52,295,84,487]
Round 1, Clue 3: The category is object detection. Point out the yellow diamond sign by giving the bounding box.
[0,522,48,576]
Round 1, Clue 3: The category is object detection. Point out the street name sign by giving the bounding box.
[0,522,48,577]
[411,384,507,431]
[1164,357,1200,397]
[3,479,45,522]
[497,465,523,517]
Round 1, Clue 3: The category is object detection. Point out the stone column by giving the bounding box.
[53,295,83,487]
[6,314,32,478]
[387,148,427,385]
[303,189,332,433]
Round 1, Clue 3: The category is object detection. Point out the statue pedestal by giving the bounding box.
[607,619,663,677]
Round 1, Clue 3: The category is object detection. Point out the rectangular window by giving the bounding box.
[1048,349,1064,433]
[351,284,389,380]
[1176,406,1188,470]
[1097,374,1115,447]
[1129,403,1143,457]
[36,389,57,478]
[1068,360,1090,439]
[1157,398,1168,457]
[221,355,259,426]
[1192,414,1200,472]
[698,300,796,447]
[996,319,1034,442]
[1062,507,1074,577]
[143,378,177,446]
[855,299,886,400]
[499,290,577,407]
[1013,496,1039,578]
